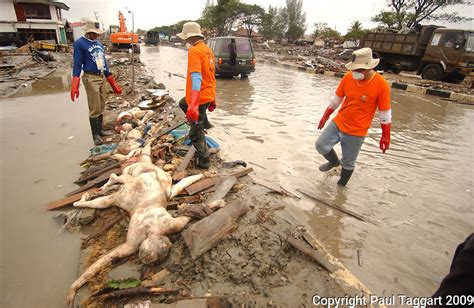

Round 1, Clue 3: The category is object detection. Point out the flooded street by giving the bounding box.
[0,67,98,307]
[142,46,473,297]
[0,45,472,307]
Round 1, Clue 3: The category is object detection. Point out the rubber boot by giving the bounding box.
[319,149,340,172]
[337,168,354,186]
[98,114,114,137]
[89,117,102,145]
[197,157,210,170]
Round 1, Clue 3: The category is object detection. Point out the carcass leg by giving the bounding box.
[168,174,205,199]
[73,194,115,209]
[164,216,193,234]
[102,173,128,191]
[65,243,137,307]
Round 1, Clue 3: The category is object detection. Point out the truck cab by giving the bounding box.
[422,29,474,81]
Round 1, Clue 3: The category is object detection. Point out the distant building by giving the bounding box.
[232,27,262,42]
[65,21,84,43]
[0,0,70,46]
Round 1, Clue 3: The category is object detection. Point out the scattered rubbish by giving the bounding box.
[223,160,247,168]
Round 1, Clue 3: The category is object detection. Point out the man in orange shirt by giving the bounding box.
[177,22,216,169]
[316,48,391,186]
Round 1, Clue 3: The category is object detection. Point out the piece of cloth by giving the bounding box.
[191,72,202,91]
[179,97,210,160]
[72,36,111,77]
[82,73,107,118]
[429,233,474,307]
[185,41,216,105]
[315,121,365,170]
[333,71,391,136]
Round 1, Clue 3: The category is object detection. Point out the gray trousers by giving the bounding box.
[179,97,210,160]
[315,121,365,170]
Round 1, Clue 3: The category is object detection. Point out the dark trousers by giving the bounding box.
[179,97,210,160]
[430,233,474,307]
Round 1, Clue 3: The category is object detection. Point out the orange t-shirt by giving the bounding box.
[185,41,216,105]
[333,71,391,136]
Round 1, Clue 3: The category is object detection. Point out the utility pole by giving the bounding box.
[127,8,135,94]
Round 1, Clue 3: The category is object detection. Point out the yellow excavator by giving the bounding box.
[110,11,140,53]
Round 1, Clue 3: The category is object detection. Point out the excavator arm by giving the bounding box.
[118,10,127,33]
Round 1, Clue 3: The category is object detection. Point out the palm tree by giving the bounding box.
[349,20,363,32]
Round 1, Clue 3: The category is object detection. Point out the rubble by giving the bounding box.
[41,52,375,307]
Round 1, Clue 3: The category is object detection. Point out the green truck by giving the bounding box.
[360,25,474,82]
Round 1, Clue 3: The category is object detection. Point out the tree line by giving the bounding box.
[150,0,472,42]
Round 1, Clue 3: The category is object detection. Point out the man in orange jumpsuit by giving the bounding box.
[316,48,391,186]
[177,22,216,169]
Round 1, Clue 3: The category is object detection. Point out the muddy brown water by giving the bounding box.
[0,46,472,307]
[141,46,473,297]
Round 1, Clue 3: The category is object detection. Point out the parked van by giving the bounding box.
[207,36,256,78]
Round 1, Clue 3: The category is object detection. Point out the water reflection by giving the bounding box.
[140,45,474,299]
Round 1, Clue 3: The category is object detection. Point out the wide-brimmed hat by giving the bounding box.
[83,20,104,34]
[345,47,379,70]
[177,22,204,40]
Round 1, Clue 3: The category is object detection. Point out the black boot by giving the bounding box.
[197,157,210,169]
[89,117,102,145]
[337,168,354,186]
[98,114,114,137]
[319,149,340,172]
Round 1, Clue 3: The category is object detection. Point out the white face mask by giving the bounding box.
[352,71,365,80]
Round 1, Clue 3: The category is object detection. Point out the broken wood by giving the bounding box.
[77,161,121,183]
[167,194,202,209]
[46,187,100,211]
[97,286,179,301]
[142,269,171,287]
[262,225,338,273]
[227,167,253,178]
[357,249,362,267]
[182,200,249,259]
[172,145,196,181]
[184,176,223,195]
[250,176,285,195]
[205,176,237,205]
[82,211,128,248]
[297,189,379,225]
[65,168,121,197]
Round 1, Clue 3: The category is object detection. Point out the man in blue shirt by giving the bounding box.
[70,20,122,145]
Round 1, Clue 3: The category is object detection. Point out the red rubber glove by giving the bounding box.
[208,101,216,112]
[106,75,122,94]
[187,90,200,123]
[317,107,335,129]
[380,123,391,153]
[70,76,80,102]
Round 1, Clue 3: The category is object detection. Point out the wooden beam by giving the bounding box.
[46,187,100,211]
[184,176,222,195]
[182,201,249,259]
[205,176,237,205]
[76,161,121,184]
[172,145,196,181]
[65,168,121,197]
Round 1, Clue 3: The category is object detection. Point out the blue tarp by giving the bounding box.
[170,125,220,149]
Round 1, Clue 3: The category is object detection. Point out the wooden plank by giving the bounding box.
[297,189,379,225]
[228,167,253,178]
[182,201,249,259]
[262,225,339,273]
[184,176,222,196]
[205,176,237,205]
[250,176,285,194]
[175,145,196,172]
[77,161,121,183]
[46,187,100,211]
[65,168,121,197]
[172,145,196,181]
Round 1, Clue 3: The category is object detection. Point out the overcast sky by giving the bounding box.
[62,0,473,35]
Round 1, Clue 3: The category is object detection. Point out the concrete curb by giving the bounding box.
[257,59,474,104]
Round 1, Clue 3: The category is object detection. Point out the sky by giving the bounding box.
[62,0,473,35]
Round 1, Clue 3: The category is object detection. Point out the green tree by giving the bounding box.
[239,4,265,37]
[285,0,306,42]
[344,20,367,41]
[259,5,278,39]
[312,22,328,38]
[201,0,243,36]
[372,0,472,30]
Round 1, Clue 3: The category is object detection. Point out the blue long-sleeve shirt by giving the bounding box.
[72,36,111,77]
